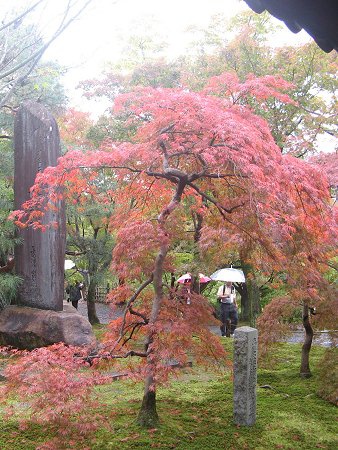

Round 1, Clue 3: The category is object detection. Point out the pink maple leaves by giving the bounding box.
[203,71,296,105]
[0,344,108,449]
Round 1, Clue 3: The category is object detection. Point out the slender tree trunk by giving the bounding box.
[300,303,313,378]
[248,278,260,327]
[137,374,159,427]
[241,262,261,327]
[87,277,100,325]
[192,211,203,243]
[137,244,166,428]
[137,176,186,427]
[236,283,249,322]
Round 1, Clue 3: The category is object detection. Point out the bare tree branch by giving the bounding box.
[0,0,94,81]
[187,181,245,214]
[113,275,154,349]
[0,1,44,34]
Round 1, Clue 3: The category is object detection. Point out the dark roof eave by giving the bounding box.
[244,0,338,53]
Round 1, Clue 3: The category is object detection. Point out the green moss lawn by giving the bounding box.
[0,337,336,450]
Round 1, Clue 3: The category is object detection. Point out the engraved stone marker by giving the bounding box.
[233,326,258,426]
[14,101,66,311]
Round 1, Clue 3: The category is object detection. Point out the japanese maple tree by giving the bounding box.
[8,73,337,428]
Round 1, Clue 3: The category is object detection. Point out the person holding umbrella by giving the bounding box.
[210,267,244,337]
[217,281,238,337]
[176,273,211,302]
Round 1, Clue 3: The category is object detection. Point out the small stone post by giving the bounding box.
[233,326,258,426]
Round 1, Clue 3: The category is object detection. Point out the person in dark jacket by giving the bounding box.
[69,282,84,309]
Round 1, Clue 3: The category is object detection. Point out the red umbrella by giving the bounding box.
[177,273,211,284]
[199,273,212,283]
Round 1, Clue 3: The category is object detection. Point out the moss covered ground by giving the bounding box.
[0,337,337,449]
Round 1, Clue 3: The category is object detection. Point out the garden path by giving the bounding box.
[77,300,334,347]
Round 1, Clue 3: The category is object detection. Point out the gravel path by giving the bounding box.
[77,301,335,347]
[77,300,123,323]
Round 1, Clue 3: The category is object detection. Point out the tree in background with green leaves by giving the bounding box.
[182,11,337,157]
[0,138,21,309]
[57,108,117,324]
[0,0,93,111]
[65,183,115,325]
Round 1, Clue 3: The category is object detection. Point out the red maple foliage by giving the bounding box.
[58,108,94,148]
[6,73,338,432]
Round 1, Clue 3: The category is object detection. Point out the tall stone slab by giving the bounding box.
[233,326,258,426]
[14,101,66,311]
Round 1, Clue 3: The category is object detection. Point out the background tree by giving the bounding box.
[76,18,192,147]
[0,0,93,109]
[182,11,337,157]
[310,151,338,205]
[58,108,95,149]
[58,108,116,323]
[181,11,337,323]
[65,185,115,324]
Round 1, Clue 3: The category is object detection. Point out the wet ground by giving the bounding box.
[77,301,335,347]
[77,300,123,323]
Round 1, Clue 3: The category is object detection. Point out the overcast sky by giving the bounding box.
[0,0,314,88]
[31,0,312,114]
[46,0,249,71]
[3,0,333,151]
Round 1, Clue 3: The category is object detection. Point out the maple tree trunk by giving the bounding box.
[138,176,186,427]
[86,279,100,325]
[137,374,159,427]
[300,303,313,378]
[137,245,166,427]
[192,210,203,243]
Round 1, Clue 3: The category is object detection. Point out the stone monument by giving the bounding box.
[233,326,258,426]
[14,101,65,311]
[0,101,95,349]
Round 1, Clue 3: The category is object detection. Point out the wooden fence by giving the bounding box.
[95,286,109,303]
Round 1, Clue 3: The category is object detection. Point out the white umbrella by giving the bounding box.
[64,259,75,270]
[210,268,245,283]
